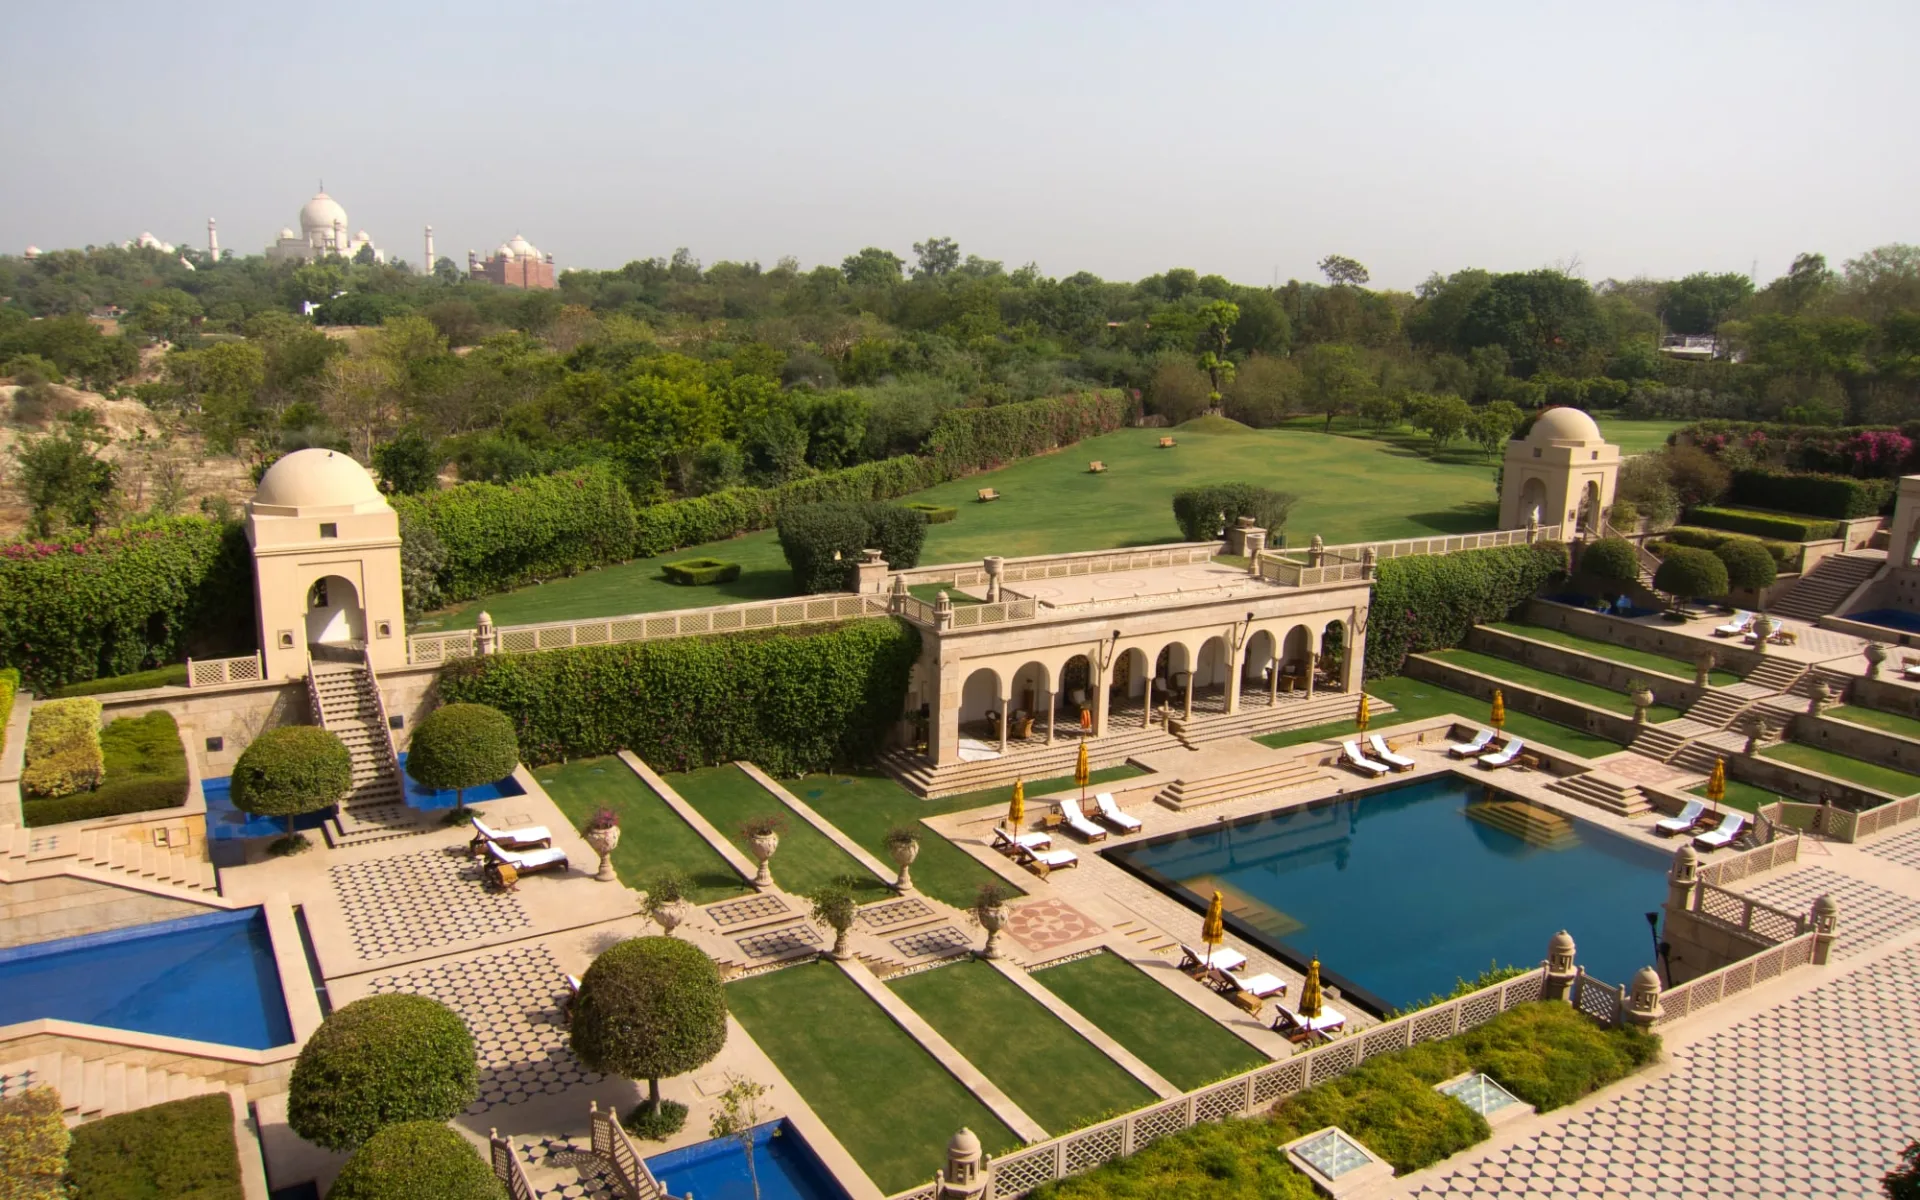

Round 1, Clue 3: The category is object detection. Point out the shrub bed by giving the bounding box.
[1686,505,1841,542]
[66,1093,243,1200]
[21,697,104,798]
[1170,484,1299,542]
[776,503,926,593]
[438,617,920,774]
[23,711,189,827]
[661,557,741,586]
[1726,468,1894,518]
[0,667,16,763]
[905,502,957,524]
[1654,526,1798,570]
[1364,542,1570,678]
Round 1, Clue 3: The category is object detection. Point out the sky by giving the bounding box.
[2,0,1915,291]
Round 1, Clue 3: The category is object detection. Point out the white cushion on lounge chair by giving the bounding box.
[1341,741,1390,777]
[1693,812,1745,850]
[1278,1002,1347,1034]
[1056,803,1108,842]
[1028,846,1079,869]
[1367,734,1417,770]
[1447,729,1496,757]
[1093,792,1142,832]
[1478,739,1524,768]
[1655,799,1706,835]
[485,840,567,870]
[1715,611,1753,637]
[1181,943,1248,973]
[472,815,552,844]
[1227,970,1286,998]
[993,826,1052,852]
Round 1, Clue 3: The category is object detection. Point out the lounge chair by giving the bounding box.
[1016,844,1079,877]
[1477,738,1525,769]
[1054,801,1109,843]
[1654,799,1707,837]
[1367,734,1417,772]
[990,826,1052,855]
[482,839,569,890]
[1693,812,1746,850]
[1340,741,1390,778]
[469,815,553,858]
[1226,970,1286,999]
[1715,610,1753,638]
[1273,1002,1348,1042]
[560,973,582,1022]
[1178,943,1248,974]
[1093,792,1142,833]
[1447,729,1496,758]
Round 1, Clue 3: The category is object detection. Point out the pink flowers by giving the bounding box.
[1844,430,1913,475]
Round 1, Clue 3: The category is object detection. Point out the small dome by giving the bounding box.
[496,242,514,259]
[300,191,349,234]
[947,1128,982,1157]
[1548,930,1576,956]
[1632,965,1662,991]
[355,229,370,241]
[279,227,296,240]
[1527,406,1604,446]
[22,245,39,258]
[254,448,384,511]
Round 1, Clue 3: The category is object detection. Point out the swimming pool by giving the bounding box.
[1106,774,1670,1013]
[646,1120,850,1200]
[0,908,294,1048]
[204,751,526,840]
[1844,608,1920,635]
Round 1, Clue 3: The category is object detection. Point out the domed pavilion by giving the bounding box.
[1498,406,1620,537]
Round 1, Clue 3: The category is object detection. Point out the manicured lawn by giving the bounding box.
[1828,705,1920,741]
[1758,742,1920,797]
[668,764,891,899]
[1032,951,1266,1090]
[1592,417,1686,454]
[1428,649,1683,722]
[66,1093,242,1200]
[889,959,1157,1134]
[1333,675,1627,760]
[51,663,190,697]
[729,961,1018,1192]
[426,423,1502,629]
[535,757,750,903]
[1687,778,1787,814]
[1485,622,1740,687]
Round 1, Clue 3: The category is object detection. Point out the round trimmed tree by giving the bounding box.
[288,995,478,1152]
[1714,538,1777,593]
[326,1120,504,1200]
[1581,537,1641,594]
[231,725,352,853]
[1652,545,1730,604]
[570,937,727,1132]
[406,703,520,816]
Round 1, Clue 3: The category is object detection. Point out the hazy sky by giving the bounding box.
[4,1,1914,290]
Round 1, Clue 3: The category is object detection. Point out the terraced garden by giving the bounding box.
[1485,622,1741,687]
[1827,705,1920,741]
[1427,649,1684,722]
[535,757,750,902]
[1254,675,1626,760]
[1758,742,1920,797]
[1031,951,1267,1090]
[1687,778,1789,814]
[668,764,892,899]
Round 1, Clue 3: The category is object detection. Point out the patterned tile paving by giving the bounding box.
[1861,825,1920,872]
[859,898,935,929]
[1743,866,1920,959]
[890,926,973,959]
[707,893,789,927]
[330,846,530,960]
[1405,943,1920,1198]
[367,944,602,1114]
[735,922,821,960]
[1005,897,1106,953]
[520,1137,619,1200]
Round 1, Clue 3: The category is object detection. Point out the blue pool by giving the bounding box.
[647,1120,850,1200]
[0,908,293,1048]
[204,751,525,840]
[1845,608,1920,635]
[1106,775,1671,1013]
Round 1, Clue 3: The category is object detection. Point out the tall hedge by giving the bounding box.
[0,668,17,763]
[1365,542,1569,677]
[1726,469,1893,519]
[437,617,921,774]
[0,517,254,694]
[1170,484,1299,542]
[923,389,1135,474]
[776,503,927,593]
[1687,505,1839,542]
[393,464,637,603]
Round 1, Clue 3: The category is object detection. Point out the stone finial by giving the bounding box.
[1669,843,1699,886]
[1808,679,1833,716]
[475,611,498,655]
[1811,893,1840,966]
[1865,641,1888,678]
[1623,966,1663,1027]
[862,547,886,564]
[891,573,909,595]
[1548,930,1577,973]
[1527,514,1541,543]
[1308,534,1325,568]
[982,556,1005,602]
[1361,547,1377,579]
[938,1126,991,1199]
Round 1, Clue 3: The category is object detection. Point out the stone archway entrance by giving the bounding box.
[306,574,365,662]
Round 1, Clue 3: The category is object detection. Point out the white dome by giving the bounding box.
[507,234,539,259]
[254,448,385,511]
[300,191,349,234]
[1527,406,1604,446]
[279,227,296,240]
[23,245,39,258]
[355,229,369,241]
[496,243,514,259]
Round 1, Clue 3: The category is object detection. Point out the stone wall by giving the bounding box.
[1790,711,1920,774]
[1522,600,1766,677]
[1727,751,1891,811]
[1466,626,1706,708]
[1660,906,1775,983]
[1402,654,1639,745]
[1848,676,1920,717]
[0,874,220,948]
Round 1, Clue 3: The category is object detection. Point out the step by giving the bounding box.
[1155,761,1330,810]
[1464,798,1581,850]
[124,1064,148,1112]
[1546,772,1651,817]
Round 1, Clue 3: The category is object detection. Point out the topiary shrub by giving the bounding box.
[1453,1000,1660,1111]
[21,696,104,798]
[570,937,727,1111]
[776,502,927,593]
[904,502,957,524]
[624,1098,689,1140]
[24,711,189,827]
[0,1086,70,1200]
[406,703,519,814]
[65,1092,242,1200]
[326,1120,505,1200]
[1365,542,1571,677]
[1170,484,1299,542]
[1687,505,1840,542]
[1580,537,1640,591]
[1652,545,1729,603]
[661,557,742,586]
[288,995,479,1153]
[1713,537,1778,592]
[230,725,352,851]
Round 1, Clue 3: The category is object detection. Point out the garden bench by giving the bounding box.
[1158,436,1176,448]
[1088,461,1106,473]
[977,488,1000,502]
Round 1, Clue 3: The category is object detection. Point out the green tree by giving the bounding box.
[709,1074,772,1200]
[1714,538,1777,592]
[911,237,961,279]
[1195,300,1240,407]
[1660,272,1754,336]
[1414,393,1473,451]
[289,995,478,1152]
[840,247,904,287]
[229,725,352,852]
[1581,537,1641,594]
[570,937,728,1117]
[326,1121,504,1200]
[9,412,117,536]
[1318,255,1370,286]
[1652,546,1729,604]
[1468,400,1525,459]
[372,428,442,494]
[1886,1139,1920,1200]
[0,1087,69,1200]
[1457,270,1604,377]
[1299,343,1371,432]
[405,703,520,816]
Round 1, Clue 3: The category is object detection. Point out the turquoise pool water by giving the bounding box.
[1107,774,1670,1012]
[204,751,525,840]
[0,908,293,1048]
[1846,608,1920,634]
[646,1120,849,1200]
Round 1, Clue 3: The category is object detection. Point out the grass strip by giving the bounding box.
[1758,741,1920,797]
[1827,705,1920,741]
[729,961,1018,1192]
[1031,951,1265,1091]
[1686,778,1787,815]
[669,763,891,898]
[1280,675,1627,760]
[1428,649,1683,722]
[1485,622,1741,687]
[535,757,750,903]
[889,959,1156,1135]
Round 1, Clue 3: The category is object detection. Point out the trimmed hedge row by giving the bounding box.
[776,503,927,593]
[23,711,190,827]
[1170,484,1299,542]
[0,518,254,694]
[437,617,921,774]
[1655,526,1798,571]
[905,502,957,524]
[66,1093,243,1200]
[924,389,1135,475]
[0,668,16,764]
[1364,542,1570,678]
[22,697,104,798]
[662,558,741,585]
[1726,469,1894,519]
[1687,504,1840,542]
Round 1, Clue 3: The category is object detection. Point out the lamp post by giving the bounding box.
[1644,910,1673,984]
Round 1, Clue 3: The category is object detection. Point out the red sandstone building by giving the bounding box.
[468,234,556,289]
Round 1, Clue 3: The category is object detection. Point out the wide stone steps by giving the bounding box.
[0,1052,222,1125]
[311,662,427,848]
[69,829,219,892]
[1464,798,1581,850]
[1789,666,1856,702]
[1670,730,1747,775]
[1628,719,1709,762]
[1154,759,1332,811]
[1744,657,1809,694]
[1545,772,1652,817]
[1768,552,1884,621]
[1686,690,1757,730]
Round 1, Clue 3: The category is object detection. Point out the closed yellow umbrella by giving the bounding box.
[1007,779,1025,831]
[1490,689,1506,731]
[1355,693,1371,731]
[1706,757,1726,809]
[1201,890,1225,967]
[1074,738,1090,802]
[1298,957,1324,1021]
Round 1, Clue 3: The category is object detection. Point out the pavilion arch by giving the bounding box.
[1281,624,1314,681]
[1580,479,1603,533]
[1058,654,1094,718]
[959,667,1003,737]
[1008,660,1051,721]
[1242,629,1278,687]
[1320,620,1348,689]
[1518,477,1548,525]
[304,573,365,649]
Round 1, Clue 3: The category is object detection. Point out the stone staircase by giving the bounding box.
[1463,797,1580,850]
[1545,772,1652,817]
[1768,551,1885,621]
[1628,718,1713,762]
[310,661,427,847]
[1744,657,1809,694]
[1685,683,1772,731]
[0,1052,224,1125]
[0,824,219,894]
[1154,758,1334,811]
[1670,729,1748,774]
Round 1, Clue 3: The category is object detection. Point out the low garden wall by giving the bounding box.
[1757,796,1920,843]
[1403,655,1640,746]
[1465,626,1706,709]
[1791,711,1920,774]
[1522,601,1766,677]
[1847,676,1920,718]
[1727,750,1893,813]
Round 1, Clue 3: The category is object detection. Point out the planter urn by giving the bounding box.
[1751,613,1774,653]
[889,838,920,893]
[977,903,1008,960]
[585,824,620,882]
[829,923,852,961]
[749,832,780,890]
[651,900,686,937]
[1631,687,1655,724]
[1865,642,1887,679]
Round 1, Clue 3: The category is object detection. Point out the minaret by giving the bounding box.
[423,225,434,275]
[333,216,345,255]
[207,217,219,261]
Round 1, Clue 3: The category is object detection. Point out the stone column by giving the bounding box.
[1811,893,1839,966]
[932,654,961,766]
[1542,930,1578,1002]
[1269,660,1280,706]
[1361,547,1377,580]
[1225,646,1243,714]
[1044,689,1056,746]
[1808,680,1833,716]
[1182,670,1194,722]
[1527,514,1540,543]
[475,611,497,656]
[1622,966,1663,1028]
[998,691,1011,753]
[1345,619,1368,694]
[982,556,1005,603]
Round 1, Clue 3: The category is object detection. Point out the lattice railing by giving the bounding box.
[1693,882,1808,945]
[411,594,887,665]
[489,1131,538,1200]
[1256,526,1562,587]
[1656,933,1818,1027]
[1697,833,1800,886]
[589,1102,661,1199]
[1571,971,1622,1026]
[185,652,265,688]
[405,629,475,665]
[894,542,1222,590]
[1852,795,1920,842]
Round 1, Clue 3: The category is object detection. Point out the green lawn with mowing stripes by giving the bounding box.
[534,757,749,903]
[1485,622,1741,687]
[666,764,892,900]
[729,961,1019,1192]
[1828,705,1920,742]
[1758,742,1920,797]
[1428,649,1684,722]
[1032,951,1267,1090]
[1686,778,1788,814]
[1256,675,1625,760]
[889,959,1157,1135]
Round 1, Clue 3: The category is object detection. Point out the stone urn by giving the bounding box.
[749,832,779,890]
[650,900,687,937]
[1742,714,1771,756]
[1694,650,1716,687]
[584,822,621,883]
[888,836,921,893]
[1865,641,1888,679]
[1751,612,1774,653]
[1809,680,1833,716]
[1630,685,1656,725]
[976,902,1008,960]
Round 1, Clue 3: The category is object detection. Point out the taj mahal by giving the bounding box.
[263,187,385,265]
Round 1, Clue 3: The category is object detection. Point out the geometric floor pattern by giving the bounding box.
[735,923,821,961]
[707,893,790,928]
[889,926,973,960]
[1861,825,1920,872]
[519,1137,619,1200]
[366,943,602,1114]
[859,897,936,929]
[1005,897,1106,954]
[1743,865,1920,959]
[1405,942,1920,1198]
[329,846,530,960]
